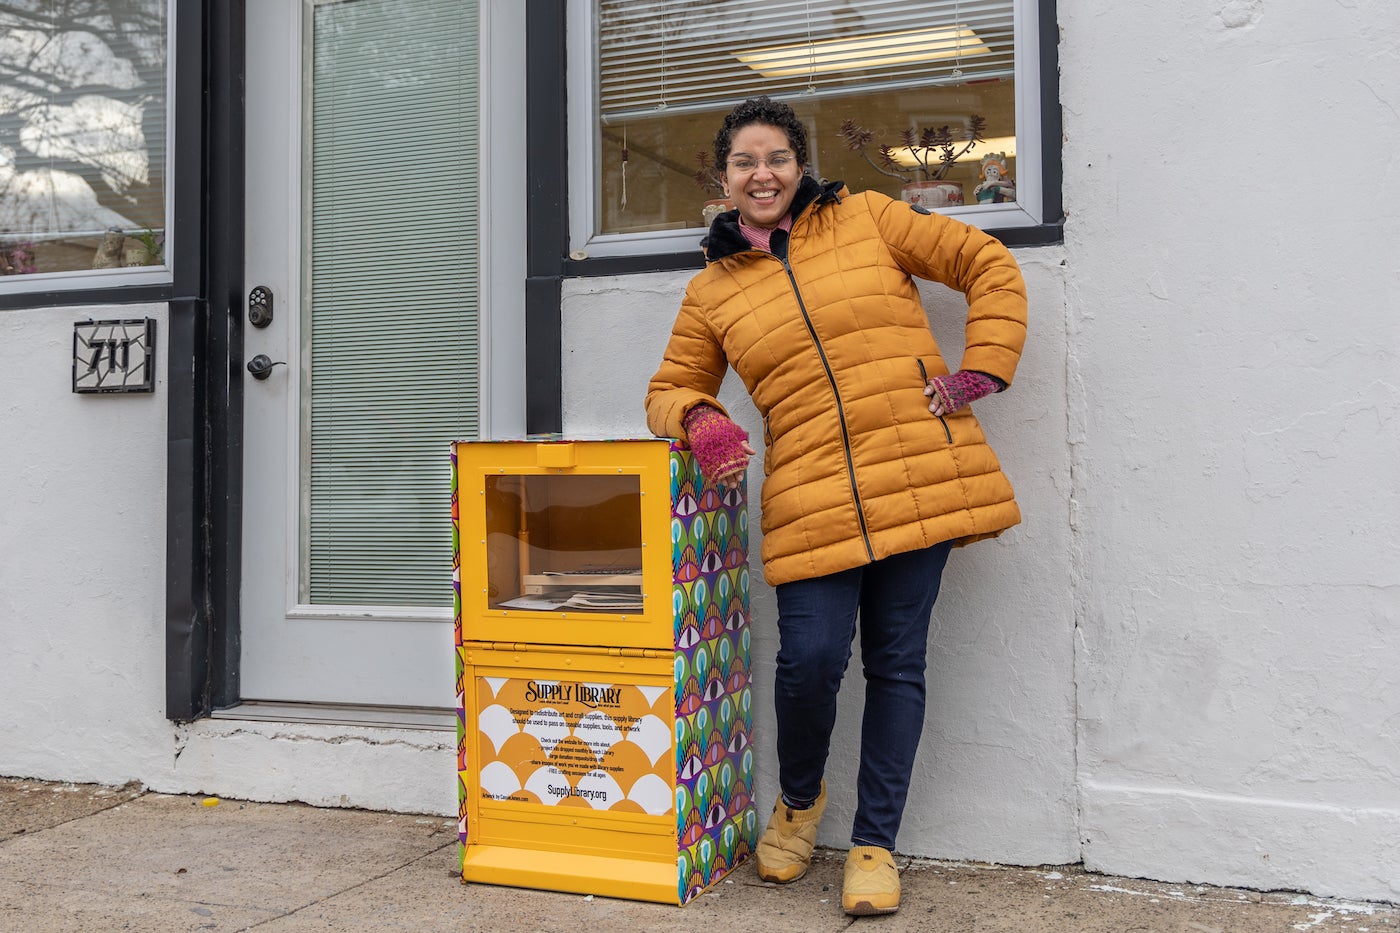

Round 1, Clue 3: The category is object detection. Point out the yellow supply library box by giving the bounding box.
[452,438,757,904]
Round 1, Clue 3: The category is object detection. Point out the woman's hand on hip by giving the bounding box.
[925,370,1002,417]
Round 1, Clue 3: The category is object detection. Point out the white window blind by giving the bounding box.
[597,0,1015,121]
[305,0,479,607]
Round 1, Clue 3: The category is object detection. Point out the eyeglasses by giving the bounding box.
[726,153,797,174]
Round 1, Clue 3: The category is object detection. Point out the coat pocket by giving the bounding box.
[761,413,773,473]
[917,359,953,443]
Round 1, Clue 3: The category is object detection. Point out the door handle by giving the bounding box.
[246,354,286,380]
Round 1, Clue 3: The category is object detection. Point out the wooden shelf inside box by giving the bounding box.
[521,572,643,595]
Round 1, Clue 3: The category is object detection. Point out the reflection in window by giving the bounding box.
[595,0,1015,236]
[0,1,167,277]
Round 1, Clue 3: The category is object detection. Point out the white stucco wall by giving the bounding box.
[0,302,456,817]
[0,304,173,784]
[1060,0,1400,903]
[559,0,1400,901]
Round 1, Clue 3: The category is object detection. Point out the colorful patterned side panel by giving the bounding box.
[452,446,470,851]
[670,442,757,904]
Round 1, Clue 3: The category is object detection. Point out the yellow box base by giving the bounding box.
[462,845,680,904]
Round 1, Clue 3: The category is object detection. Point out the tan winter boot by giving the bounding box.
[754,783,827,883]
[842,845,900,915]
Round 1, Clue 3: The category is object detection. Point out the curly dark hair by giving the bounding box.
[713,96,809,170]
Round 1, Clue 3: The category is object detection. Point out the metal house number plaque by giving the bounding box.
[72,318,156,394]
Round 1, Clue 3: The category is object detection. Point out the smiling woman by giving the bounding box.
[645,94,1030,918]
[0,0,169,277]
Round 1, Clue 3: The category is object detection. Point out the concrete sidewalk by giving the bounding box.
[0,778,1393,933]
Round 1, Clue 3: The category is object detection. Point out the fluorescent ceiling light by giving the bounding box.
[885,135,1018,166]
[736,27,989,78]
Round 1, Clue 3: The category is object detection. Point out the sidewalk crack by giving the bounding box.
[234,839,457,930]
[0,782,148,843]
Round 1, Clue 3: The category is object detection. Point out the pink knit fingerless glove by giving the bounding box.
[682,405,749,483]
[927,370,1002,413]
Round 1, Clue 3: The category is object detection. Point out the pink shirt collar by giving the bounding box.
[737,213,793,253]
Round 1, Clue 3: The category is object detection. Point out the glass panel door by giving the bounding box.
[241,0,480,708]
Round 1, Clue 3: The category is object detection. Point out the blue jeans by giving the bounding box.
[772,540,954,850]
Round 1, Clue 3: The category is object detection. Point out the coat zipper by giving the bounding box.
[780,256,875,563]
[917,359,953,443]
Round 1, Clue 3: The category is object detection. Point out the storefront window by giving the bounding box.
[0,1,168,278]
[588,0,1017,243]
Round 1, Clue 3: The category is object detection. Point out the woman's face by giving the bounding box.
[721,123,803,230]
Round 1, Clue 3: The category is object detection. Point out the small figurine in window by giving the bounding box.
[973,152,1016,204]
[92,227,126,269]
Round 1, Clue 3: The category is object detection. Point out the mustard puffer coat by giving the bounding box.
[646,177,1027,586]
